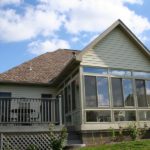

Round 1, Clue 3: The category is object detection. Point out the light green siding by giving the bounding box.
[0,84,56,98]
[81,27,150,71]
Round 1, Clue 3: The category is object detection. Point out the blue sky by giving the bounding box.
[0,0,150,73]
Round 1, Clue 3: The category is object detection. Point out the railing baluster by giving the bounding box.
[53,100,55,124]
[0,97,58,126]
[3,99,5,123]
[41,100,43,123]
[47,100,50,122]
[0,99,2,123]
[7,98,9,122]
[44,100,46,122]
[59,95,62,126]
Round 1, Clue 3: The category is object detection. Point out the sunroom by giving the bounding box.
[81,66,150,129]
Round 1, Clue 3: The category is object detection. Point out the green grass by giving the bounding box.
[80,140,150,150]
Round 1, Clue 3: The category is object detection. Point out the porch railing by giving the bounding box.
[0,97,62,125]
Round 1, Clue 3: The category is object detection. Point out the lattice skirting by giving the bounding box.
[0,132,52,150]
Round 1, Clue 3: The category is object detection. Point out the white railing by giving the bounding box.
[0,97,62,125]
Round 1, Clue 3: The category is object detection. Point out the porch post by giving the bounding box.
[58,95,62,126]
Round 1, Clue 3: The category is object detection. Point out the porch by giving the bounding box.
[0,97,63,132]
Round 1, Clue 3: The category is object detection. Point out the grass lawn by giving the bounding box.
[80,140,150,150]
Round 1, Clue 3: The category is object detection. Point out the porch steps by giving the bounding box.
[66,126,85,149]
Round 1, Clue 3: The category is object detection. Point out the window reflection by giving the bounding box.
[146,81,150,106]
[110,70,131,76]
[114,111,136,121]
[97,77,109,106]
[83,67,108,74]
[133,72,150,78]
[86,111,111,122]
[123,79,134,106]
[112,78,124,107]
[84,76,97,107]
[139,111,150,121]
[135,79,147,107]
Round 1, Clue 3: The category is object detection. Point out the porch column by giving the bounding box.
[58,95,62,125]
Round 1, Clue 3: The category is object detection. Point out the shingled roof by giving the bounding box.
[0,49,80,84]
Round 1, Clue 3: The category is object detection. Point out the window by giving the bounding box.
[133,72,150,78]
[110,70,131,76]
[41,94,52,122]
[86,111,111,122]
[146,81,150,106]
[83,67,108,74]
[135,79,147,107]
[139,111,150,121]
[97,77,109,106]
[0,92,11,122]
[71,80,76,110]
[84,76,97,107]
[123,79,134,106]
[112,78,124,107]
[64,86,71,114]
[112,78,134,107]
[0,92,11,97]
[41,94,52,99]
[114,111,136,121]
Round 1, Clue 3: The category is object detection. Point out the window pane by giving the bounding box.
[139,111,150,121]
[41,94,52,99]
[97,77,109,106]
[86,111,111,122]
[67,86,71,113]
[135,80,147,107]
[112,78,124,107]
[84,76,97,107]
[83,67,107,74]
[0,92,11,98]
[65,87,68,113]
[75,77,80,109]
[123,79,134,106]
[114,111,136,121]
[133,72,150,78]
[146,81,150,106]
[110,70,131,76]
[71,80,76,110]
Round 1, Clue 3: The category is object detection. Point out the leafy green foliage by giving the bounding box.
[109,127,116,141]
[49,124,68,150]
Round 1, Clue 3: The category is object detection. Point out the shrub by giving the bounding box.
[110,127,116,142]
[127,122,148,140]
[49,124,68,150]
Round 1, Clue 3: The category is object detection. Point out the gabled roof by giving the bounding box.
[77,19,150,60]
[0,19,149,85]
[0,49,80,85]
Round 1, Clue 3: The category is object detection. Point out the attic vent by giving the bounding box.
[72,51,76,58]
[29,66,32,71]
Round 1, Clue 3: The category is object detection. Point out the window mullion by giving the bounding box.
[96,76,99,108]
[122,79,125,107]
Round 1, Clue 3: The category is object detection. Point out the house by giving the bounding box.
[0,19,150,148]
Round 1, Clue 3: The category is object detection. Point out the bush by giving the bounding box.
[127,122,147,140]
[49,124,68,150]
[110,127,116,142]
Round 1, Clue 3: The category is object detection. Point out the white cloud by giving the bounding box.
[0,0,150,48]
[71,37,79,42]
[28,39,70,55]
[0,5,64,42]
[0,0,22,6]
[62,0,150,36]
[121,0,143,5]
